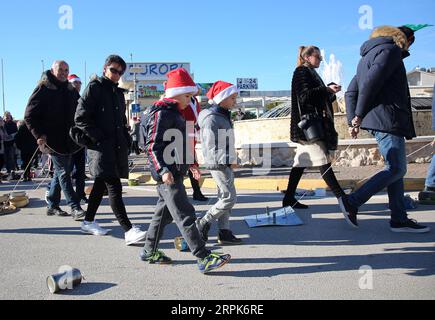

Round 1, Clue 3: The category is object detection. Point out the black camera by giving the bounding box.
[297,114,325,142]
[297,114,317,130]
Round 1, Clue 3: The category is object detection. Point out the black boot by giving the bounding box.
[190,172,208,201]
[283,195,309,209]
[218,229,243,245]
[193,192,209,201]
[283,167,308,209]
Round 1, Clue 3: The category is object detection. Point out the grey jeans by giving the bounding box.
[204,167,237,230]
[144,177,208,259]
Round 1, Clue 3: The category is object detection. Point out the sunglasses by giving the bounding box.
[109,67,124,76]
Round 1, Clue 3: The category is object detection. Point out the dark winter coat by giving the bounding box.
[3,120,18,147]
[24,70,81,154]
[15,123,37,155]
[290,65,338,150]
[345,26,416,139]
[143,98,190,183]
[75,76,131,179]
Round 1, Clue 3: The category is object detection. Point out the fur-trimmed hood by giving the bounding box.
[360,26,410,58]
[38,70,75,91]
[370,25,409,50]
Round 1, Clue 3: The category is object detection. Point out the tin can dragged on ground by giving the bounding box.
[47,268,83,294]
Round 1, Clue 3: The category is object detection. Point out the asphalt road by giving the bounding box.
[0,180,434,300]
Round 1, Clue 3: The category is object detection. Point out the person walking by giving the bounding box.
[140,68,231,273]
[25,60,86,220]
[15,120,37,182]
[180,87,209,202]
[0,117,6,182]
[418,83,435,204]
[3,111,18,180]
[283,46,345,210]
[68,74,88,204]
[343,25,430,233]
[130,117,141,155]
[75,55,146,245]
[196,81,242,244]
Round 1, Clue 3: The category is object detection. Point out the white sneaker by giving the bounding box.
[81,220,110,236]
[125,225,147,246]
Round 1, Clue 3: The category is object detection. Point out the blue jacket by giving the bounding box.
[345,26,416,139]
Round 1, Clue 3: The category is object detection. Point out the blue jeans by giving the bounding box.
[348,131,408,223]
[47,154,81,210]
[425,155,435,188]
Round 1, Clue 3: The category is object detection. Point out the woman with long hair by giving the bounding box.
[283,46,345,209]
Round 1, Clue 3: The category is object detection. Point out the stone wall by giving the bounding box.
[233,110,434,146]
[196,110,434,168]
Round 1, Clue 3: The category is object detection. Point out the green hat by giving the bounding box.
[404,24,434,32]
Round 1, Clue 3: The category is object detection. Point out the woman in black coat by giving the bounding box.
[283,45,345,209]
[75,55,146,245]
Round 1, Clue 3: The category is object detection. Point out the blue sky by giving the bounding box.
[0,0,434,118]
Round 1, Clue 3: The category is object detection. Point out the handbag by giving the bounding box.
[296,97,325,142]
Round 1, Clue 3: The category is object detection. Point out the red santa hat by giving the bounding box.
[164,68,197,98]
[68,74,81,83]
[206,81,238,105]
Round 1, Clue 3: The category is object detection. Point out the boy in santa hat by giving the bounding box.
[140,68,231,273]
[196,81,243,245]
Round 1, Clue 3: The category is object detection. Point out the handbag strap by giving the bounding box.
[296,95,303,119]
[296,94,321,118]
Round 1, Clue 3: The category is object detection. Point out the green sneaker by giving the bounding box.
[198,253,231,274]
[140,250,172,265]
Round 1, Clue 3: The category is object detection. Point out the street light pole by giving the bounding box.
[129,65,144,120]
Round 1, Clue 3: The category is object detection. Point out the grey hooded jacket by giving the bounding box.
[197,106,237,170]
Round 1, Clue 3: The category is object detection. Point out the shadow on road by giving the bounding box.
[55,282,117,296]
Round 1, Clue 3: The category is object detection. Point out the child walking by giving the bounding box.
[140,68,231,273]
[196,81,242,245]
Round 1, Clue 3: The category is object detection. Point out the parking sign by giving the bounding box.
[237,78,258,90]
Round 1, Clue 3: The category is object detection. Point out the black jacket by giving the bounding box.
[345,26,416,139]
[3,121,18,147]
[144,99,190,183]
[15,123,37,154]
[24,70,81,154]
[75,76,131,179]
[290,65,338,149]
